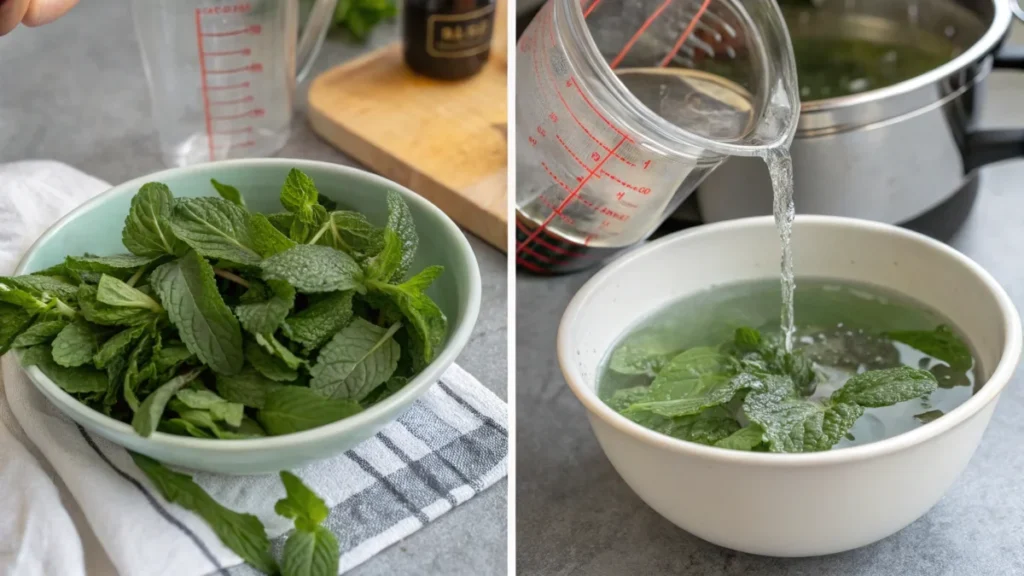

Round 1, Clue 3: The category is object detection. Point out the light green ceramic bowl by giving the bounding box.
[13,159,481,475]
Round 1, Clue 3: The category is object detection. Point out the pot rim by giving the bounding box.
[798,0,1012,114]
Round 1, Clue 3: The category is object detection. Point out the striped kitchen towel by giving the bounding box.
[0,160,507,576]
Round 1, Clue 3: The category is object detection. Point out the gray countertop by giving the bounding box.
[0,5,506,576]
[516,27,1024,576]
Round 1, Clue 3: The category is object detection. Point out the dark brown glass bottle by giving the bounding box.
[402,0,496,81]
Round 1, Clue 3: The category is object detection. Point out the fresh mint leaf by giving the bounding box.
[20,344,108,394]
[276,471,338,576]
[235,279,295,336]
[0,279,49,311]
[280,525,339,576]
[121,332,157,411]
[887,325,973,371]
[280,168,320,223]
[216,367,285,409]
[290,204,329,244]
[250,213,298,258]
[161,418,214,439]
[154,344,196,373]
[51,320,104,368]
[268,213,293,235]
[282,291,354,352]
[130,453,277,574]
[275,471,329,526]
[714,424,766,451]
[261,245,364,294]
[151,252,244,375]
[385,190,417,282]
[78,285,155,326]
[211,179,245,207]
[94,325,148,369]
[122,183,185,257]
[309,318,401,401]
[314,211,385,259]
[608,333,680,377]
[11,319,67,348]
[930,363,971,389]
[733,327,763,352]
[364,229,402,283]
[258,386,363,435]
[65,254,157,276]
[820,402,864,450]
[742,375,863,452]
[366,267,446,365]
[622,405,739,445]
[255,333,305,371]
[605,386,651,411]
[169,198,264,266]
[245,338,299,382]
[629,370,760,418]
[97,275,164,312]
[169,408,265,439]
[132,368,205,437]
[0,304,34,354]
[4,275,79,303]
[176,389,244,427]
[831,366,937,408]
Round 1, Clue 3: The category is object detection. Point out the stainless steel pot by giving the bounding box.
[696,0,1024,234]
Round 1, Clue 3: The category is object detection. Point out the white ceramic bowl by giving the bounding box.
[558,216,1021,557]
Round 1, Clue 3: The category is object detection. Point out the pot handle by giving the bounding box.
[965,42,1024,171]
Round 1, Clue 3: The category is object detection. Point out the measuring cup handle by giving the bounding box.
[297,0,340,82]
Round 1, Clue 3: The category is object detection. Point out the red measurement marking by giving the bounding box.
[528,136,538,146]
[515,219,606,261]
[517,243,555,263]
[199,3,251,15]
[540,161,573,194]
[517,135,629,256]
[194,9,214,162]
[537,126,547,137]
[203,48,252,57]
[643,159,652,170]
[567,77,632,142]
[216,127,254,135]
[610,0,674,69]
[516,256,547,273]
[555,134,594,173]
[207,63,262,74]
[206,82,251,91]
[583,0,602,18]
[599,169,641,191]
[660,0,713,67]
[211,108,264,121]
[202,25,261,37]
[210,95,255,106]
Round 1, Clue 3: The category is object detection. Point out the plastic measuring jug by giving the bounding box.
[515,0,799,274]
[130,0,338,167]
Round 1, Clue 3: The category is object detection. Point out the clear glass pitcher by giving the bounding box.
[130,0,338,167]
[515,0,799,274]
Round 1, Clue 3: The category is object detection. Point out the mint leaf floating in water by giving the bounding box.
[914,409,944,423]
[608,332,680,377]
[151,251,244,375]
[887,325,973,371]
[606,323,959,453]
[831,366,937,408]
[131,453,277,575]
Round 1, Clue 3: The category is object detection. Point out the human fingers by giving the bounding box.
[22,0,78,27]
[0,0,31,36]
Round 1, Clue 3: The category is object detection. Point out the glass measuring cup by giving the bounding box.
[130,0,338,167]
[515,0,799,274]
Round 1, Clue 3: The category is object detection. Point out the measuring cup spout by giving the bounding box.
[297,0,340,82]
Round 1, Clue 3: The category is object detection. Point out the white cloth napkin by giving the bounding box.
[0,161,508,576]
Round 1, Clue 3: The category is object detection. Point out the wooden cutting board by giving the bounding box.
[307,2,508,251]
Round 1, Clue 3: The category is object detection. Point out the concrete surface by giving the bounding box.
[0,5,506,576]
[516,21,1024,576]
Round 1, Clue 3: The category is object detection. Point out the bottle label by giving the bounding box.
[426,5,495,59]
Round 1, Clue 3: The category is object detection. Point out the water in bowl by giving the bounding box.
[598,279,978,449]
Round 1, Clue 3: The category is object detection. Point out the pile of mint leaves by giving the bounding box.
[0,169,449,574]
[606,324,973,453]
[0,168,446,440]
